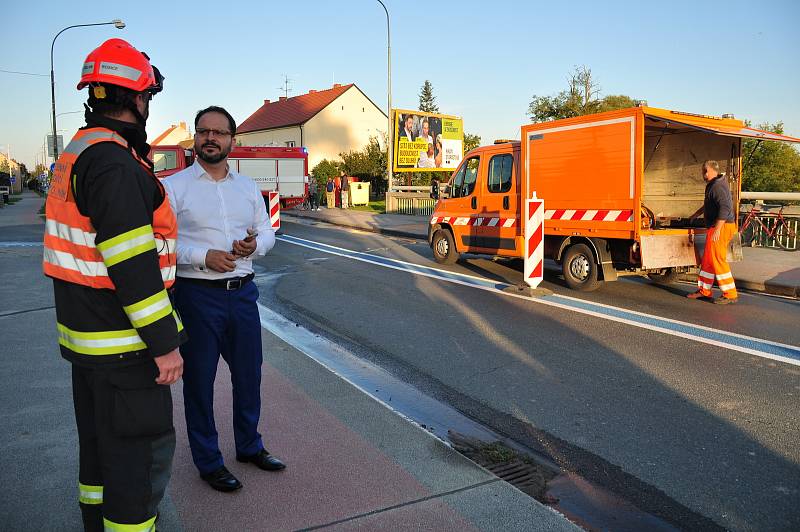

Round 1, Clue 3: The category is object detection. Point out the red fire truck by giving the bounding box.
[150,145,309,208]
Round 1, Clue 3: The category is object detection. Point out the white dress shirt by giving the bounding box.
[164,159,275,279]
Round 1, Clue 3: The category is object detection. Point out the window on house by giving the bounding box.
[286,141,295,147]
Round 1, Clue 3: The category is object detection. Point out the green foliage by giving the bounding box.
[310,158,340,191]
[339,136,389,196]
[464,132,481,153]
[528,66,638,123]
[418,80,439,113]
[597,94,638,113]
[742,122,800,193]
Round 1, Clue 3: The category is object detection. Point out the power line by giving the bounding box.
[0,68,48,77]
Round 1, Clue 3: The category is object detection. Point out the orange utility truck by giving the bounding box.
[428,106,800,290]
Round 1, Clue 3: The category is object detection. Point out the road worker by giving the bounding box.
[43,38,185,531]
[687,160,738,304]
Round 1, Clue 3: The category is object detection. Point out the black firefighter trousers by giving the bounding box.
[72,361,175,532]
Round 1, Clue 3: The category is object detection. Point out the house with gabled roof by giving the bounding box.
[236,83,387,170]
[151,121,192,146]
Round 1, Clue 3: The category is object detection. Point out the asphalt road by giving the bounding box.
[258,218,800,532]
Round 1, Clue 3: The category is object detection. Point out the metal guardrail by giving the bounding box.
[394,196,436,216]
[741,191,800,201]
[385,191,436,216]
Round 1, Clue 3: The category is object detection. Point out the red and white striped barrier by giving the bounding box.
[524,197,545,288]
[268,191,280,231]
[430,216,516,227]
[545,209,633,222]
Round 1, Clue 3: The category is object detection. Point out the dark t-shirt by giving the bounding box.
[704,175,734,228]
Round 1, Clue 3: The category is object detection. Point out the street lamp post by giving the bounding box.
[50,19,125,163]
[376,1,392,194]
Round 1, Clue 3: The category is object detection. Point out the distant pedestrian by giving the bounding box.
[308,177,319,210]
[164,105,286,494]
[430,177,439,200]
[325,177,335,208]
[687,160,738,304]
[340,171,350,209]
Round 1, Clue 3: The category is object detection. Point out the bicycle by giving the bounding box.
[296,193,312,211]
[739,203,798,251]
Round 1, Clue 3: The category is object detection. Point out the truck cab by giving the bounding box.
[429,142,521,261]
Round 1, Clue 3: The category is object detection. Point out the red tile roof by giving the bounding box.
[237,84,355,134]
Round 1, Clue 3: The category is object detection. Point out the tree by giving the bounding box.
[463,133,481,153]
[418,80,439,113]
[742,122,800,193]
[527,66,638,123]
[339,136,389,195]
[310,159,341,192]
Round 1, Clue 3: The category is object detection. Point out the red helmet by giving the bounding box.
[77,38,162,93]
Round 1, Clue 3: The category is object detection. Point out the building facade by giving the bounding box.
[236,84,387,171]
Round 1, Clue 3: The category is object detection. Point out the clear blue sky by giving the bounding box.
[3,0,799,169]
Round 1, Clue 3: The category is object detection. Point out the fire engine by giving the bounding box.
[150,145,309,208]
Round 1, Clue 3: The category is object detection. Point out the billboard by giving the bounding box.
[392,109,463,172]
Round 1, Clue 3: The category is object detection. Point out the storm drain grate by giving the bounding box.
[449,431,556,502]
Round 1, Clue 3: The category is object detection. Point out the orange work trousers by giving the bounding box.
[697,222,738,299]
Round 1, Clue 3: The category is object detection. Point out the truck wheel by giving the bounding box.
[562,243,600,291]
[647,268,679,285]
[431,229,459,264]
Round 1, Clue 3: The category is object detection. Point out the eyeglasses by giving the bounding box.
[196,128,232,137]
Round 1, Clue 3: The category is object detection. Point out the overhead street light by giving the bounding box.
[50,19,125,163]
[376,1,392,194]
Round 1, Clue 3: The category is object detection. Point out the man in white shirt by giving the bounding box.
[164,106,285,494]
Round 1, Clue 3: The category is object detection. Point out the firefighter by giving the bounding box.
[687,160,738,304]
[43,38,186,531]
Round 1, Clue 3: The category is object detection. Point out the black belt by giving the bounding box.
[179,273,254,291]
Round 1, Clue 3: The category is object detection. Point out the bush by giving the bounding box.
[311,159,341,191]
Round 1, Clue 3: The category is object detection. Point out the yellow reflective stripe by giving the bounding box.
[97,225,156,267]
[173,311,184,333]
[103,516,156,532]
[78,483,103,505]
[57,323,146,356]
[123,290,172,328]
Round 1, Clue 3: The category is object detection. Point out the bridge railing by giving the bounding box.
[739,192,799,251]
[386,187,436,216]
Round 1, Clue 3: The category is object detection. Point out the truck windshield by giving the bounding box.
[152,150,178,173]
[451,157,480,198]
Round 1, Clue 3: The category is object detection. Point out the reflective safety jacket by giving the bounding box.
[44,123,186,365]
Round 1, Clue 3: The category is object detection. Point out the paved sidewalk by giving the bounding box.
[283,208,800,298]
[0,232,577,531]
[0,189,45,228]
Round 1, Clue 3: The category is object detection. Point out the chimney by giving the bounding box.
[333,83,342,88]
[308,89,317,94]
[263,99,270,105]
[179,121,186,129]
[279,96,287,101]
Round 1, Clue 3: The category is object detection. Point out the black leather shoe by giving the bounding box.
[200,466,243,492]
[236,449,286,471]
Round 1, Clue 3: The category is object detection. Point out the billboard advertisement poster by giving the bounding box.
[392,109,463,173]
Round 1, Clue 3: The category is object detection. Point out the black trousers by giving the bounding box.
[72,361,175,531]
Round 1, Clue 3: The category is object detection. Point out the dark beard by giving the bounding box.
[197,143,231,164]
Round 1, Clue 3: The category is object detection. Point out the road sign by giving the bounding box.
[10,177,15,184]
[47,135,64,159]
[49,163,55,173]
